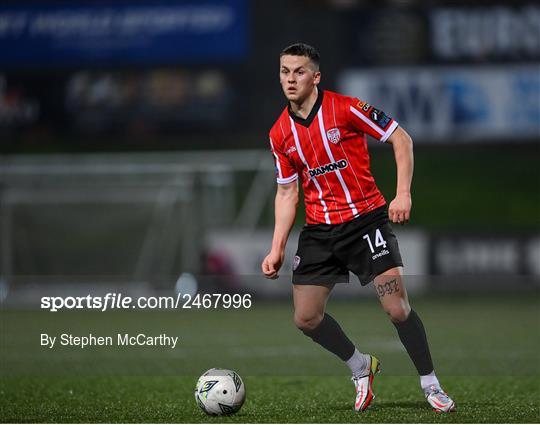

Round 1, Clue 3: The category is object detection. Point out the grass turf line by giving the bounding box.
[1,376,538,423]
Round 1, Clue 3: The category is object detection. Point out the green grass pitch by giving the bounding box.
[1,296,539,423]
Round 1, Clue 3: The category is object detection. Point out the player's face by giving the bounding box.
[279,55,320,104]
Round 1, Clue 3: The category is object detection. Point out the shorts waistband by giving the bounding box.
[302,205,388,236]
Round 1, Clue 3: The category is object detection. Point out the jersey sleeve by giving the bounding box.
[348,98,399,142]
[269,134,298,185]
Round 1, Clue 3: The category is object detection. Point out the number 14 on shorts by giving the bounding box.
[363,229,387,253]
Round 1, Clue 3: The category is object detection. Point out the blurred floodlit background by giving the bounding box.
[0,0,539,304]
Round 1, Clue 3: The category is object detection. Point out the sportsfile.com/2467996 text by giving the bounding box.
[40,293,252,312]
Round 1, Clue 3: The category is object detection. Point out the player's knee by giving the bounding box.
[385,304,411,323]
[294,312,323,333]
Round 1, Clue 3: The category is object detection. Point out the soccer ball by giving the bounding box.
[194,368,246,415]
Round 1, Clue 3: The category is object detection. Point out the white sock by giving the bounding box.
[420,371,440,390]
[346,348,370,377]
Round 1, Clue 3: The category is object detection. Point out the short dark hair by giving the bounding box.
[280,43,320,70]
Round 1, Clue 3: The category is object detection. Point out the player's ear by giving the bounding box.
[313,71,321,85]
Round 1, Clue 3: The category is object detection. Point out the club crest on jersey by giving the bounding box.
[326,127,341,144]
[309,159,348,178]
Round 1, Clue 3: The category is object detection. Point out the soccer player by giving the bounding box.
[261,43,455,413]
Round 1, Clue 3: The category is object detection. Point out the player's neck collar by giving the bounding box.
[288,88,324,127]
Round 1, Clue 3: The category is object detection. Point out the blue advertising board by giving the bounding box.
[339,65,540,142]
[0,0,248,67]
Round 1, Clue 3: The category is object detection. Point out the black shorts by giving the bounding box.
[292,206,403,286]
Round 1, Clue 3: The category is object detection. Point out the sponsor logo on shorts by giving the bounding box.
[293,255,301,271]
[309,159,348,178]
[372,249,389,260]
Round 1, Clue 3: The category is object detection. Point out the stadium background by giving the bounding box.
[0,0,539,423]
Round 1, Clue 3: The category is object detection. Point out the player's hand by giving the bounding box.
[388,192,411,225]
[262,250,284,280]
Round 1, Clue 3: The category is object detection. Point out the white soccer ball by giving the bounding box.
[194,368,246,416]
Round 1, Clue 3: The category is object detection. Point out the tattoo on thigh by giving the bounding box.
[375,278,399,298]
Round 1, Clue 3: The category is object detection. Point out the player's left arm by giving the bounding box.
[386,126,413,224]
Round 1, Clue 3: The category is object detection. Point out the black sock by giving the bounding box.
[393,309,434,376]
[302,313,355,361]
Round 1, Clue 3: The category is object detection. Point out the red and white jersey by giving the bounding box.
[269,89,398,225]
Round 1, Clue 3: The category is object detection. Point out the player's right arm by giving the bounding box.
[262,181,299,279]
